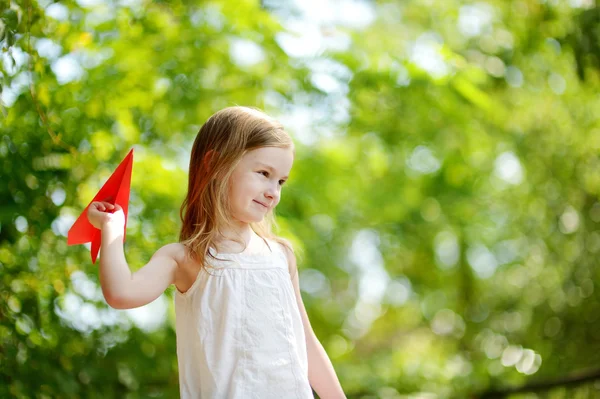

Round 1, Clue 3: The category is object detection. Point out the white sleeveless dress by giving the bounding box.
[174,237,314,399]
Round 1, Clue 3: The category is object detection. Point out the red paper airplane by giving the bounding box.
[68,148,134,263]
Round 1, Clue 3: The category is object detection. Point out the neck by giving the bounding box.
[214,223,254,253]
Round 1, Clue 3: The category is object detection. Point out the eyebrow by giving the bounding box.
[256,163,289,179]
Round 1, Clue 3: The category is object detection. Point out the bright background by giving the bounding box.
[2,0,600,398]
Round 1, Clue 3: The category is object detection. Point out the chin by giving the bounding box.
[238,212,265,224]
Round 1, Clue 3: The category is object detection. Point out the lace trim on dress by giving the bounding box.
[175,238,287,298]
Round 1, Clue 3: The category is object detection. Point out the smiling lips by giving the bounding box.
[254,200,268,209]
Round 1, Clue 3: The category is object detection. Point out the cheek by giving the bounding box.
[230,175,256,200]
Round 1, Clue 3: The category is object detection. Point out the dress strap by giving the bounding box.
[260,234,273,254]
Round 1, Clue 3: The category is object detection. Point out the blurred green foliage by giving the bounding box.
[1,0,600,398]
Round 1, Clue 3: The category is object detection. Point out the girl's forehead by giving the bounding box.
[245,147,294,161]
[242,147,294,171]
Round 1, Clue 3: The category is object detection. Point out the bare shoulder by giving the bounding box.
[277,242,294,261]
[152,242,187,264]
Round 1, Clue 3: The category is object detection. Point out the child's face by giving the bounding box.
[228,146,294,224]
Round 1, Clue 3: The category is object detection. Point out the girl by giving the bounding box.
[87,106,346,399]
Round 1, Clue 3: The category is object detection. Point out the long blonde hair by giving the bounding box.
[179,106,296,275]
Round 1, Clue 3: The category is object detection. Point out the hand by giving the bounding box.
[87,201,125,230]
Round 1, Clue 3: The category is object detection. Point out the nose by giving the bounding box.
[264,182,280,203]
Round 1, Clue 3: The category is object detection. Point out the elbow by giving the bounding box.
[103,289,131,310]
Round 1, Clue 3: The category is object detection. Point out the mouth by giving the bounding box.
[253,200,268,209]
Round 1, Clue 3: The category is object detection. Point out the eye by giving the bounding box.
[259,170,286,186]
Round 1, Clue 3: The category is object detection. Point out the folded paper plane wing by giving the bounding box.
[67,148,134,263]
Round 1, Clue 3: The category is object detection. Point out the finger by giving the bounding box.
[99,201,113,209]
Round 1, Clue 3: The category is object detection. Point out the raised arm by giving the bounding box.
[88,201,178,309]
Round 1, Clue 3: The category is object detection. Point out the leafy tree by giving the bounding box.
[1,0,599,398]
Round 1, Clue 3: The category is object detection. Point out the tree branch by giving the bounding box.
[477,367,600,398]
